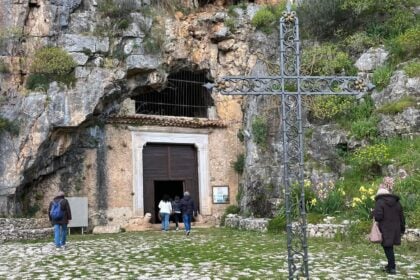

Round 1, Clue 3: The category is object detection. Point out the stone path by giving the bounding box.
[0,228,418,279]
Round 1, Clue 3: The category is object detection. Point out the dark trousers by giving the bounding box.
[383,246,395,269]
[173,212,182,228]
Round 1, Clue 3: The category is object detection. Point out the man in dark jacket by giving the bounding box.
[48,191,72,249]
[373,177,405,275]
[180,191,195,236]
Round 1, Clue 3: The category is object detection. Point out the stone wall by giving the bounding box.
[224,215,420,241]
[0,218,52,243]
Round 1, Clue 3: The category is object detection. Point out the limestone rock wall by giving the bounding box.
[0,1,259,225]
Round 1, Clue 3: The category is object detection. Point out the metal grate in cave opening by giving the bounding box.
[133,70,214,118]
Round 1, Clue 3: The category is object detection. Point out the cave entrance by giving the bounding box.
[153,180,184,224]
[133,70,214,118]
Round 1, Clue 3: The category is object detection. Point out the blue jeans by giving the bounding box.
[54,223,68,247]
[183,214,192,232]
[160,213,170,231]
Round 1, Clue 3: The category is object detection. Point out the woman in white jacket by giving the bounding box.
[158,194,172,231]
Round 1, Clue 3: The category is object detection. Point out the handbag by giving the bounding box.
[369,220,382,243]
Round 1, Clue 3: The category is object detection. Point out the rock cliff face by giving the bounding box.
[0,0,260,216]
[0,1,418,220]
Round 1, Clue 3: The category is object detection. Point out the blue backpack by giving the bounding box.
[50,200,64,221]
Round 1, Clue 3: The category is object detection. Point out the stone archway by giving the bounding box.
[131,128,210,216]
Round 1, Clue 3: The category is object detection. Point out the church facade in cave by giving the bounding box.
[79,70,243,226]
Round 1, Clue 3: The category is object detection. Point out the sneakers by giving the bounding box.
[382,265,396,274]
[175,227,179,231]
[386,268,396,275]
[186,231,190,236]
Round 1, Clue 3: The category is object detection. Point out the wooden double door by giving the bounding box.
[143,143,199,223]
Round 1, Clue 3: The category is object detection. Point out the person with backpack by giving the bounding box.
[48,190,72,249]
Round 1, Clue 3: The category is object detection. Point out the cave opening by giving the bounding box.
[133,70,214,118]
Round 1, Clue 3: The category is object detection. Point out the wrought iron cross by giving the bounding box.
[215,5,366,280]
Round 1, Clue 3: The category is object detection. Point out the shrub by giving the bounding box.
[349,143,391,171]
[224,18,237,33]
[389,25,420,60]
[237,129,244,142]
[381,9,416,38]
[346,219,371,241]
[342,31,377,56]
[376,96,417,115]
[27,47,76,90]
[298,0,349,39]
[232,153,245,174]
[384,136,420,169]
[251,2,288,33]
[251,7,277,33]
[25,74,50,91]
[251,116,268,149]
[307,95,353,120]
[337,96,377,136]
[0,117,19,135]
[393,174,420,229]
[220,205,240,226]
[403,61,420,77]
[225,205,240,215]
[30,47,76,75]
[143,18,165,54]
[26,72,76,91]
[344,96,375,121]
[301,44,357,76]
[292,179,317,213]
[0,59,9,73]
[350,116,379,140]
[372,65,393,91]
[98,0,137,19]
[312,186,346,215]
[117,18,130,30]
[267,208,286,233]
[306,212,324,224]
[343,0,417,40]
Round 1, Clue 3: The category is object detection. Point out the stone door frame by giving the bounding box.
[131,128,210,216]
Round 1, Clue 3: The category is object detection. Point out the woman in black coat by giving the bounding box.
[373,177,405,275]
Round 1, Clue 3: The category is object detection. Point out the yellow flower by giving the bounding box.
[370,195,375,201]
[368,188,375,195]
[359,186,366,193]
[340,189,345,196]
[304,179,311,188]
[352,197,362,207]
[361,194,366,201]
[310,198,317,205]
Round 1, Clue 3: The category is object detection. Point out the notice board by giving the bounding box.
[67,197,88,228]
